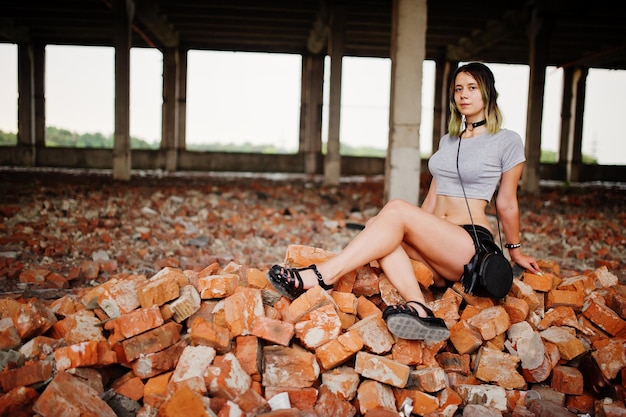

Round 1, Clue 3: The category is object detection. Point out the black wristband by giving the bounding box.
[504,242,522,249]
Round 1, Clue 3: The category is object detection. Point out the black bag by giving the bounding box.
[455,131,514,299]
[461,238,513,299]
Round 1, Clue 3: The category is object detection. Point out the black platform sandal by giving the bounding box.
[267,264,333,300]
[382,301,450,342]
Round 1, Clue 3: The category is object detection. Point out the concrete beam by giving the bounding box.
[134,0,179,48]
[446,9,528,62]
[0,18,30,43]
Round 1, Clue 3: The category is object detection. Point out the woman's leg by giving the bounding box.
[289,199,476,289]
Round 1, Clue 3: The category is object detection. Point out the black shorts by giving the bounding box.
[461,224,494,247]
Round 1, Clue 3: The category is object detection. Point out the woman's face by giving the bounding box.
[454,72,485,120]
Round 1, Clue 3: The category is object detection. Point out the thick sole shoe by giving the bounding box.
[385,313,450,342]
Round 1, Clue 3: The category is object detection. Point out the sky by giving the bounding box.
[1,43,625,164]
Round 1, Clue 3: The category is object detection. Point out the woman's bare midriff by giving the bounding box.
[433,195,492,231]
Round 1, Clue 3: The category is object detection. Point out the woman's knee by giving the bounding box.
[379,199,416,217]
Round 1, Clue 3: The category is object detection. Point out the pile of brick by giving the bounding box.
[0,244,625,417]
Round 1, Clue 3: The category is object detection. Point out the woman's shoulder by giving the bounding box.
[493,128,522,141]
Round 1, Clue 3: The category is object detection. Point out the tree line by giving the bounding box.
[0,127,595,163]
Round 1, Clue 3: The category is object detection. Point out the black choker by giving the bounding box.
[467,119,486,131]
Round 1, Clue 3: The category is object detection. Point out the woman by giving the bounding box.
[268,62,541,341]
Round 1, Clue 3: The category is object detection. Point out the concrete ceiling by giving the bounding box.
[1,0,625,70]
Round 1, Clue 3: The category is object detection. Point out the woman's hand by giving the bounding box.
[510,250,542,274]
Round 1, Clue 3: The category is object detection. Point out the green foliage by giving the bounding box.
[187,141,284,154]
[540,149,597,164]
[0,130,17,145]
[0,128,600,164]
[0,127,157,149]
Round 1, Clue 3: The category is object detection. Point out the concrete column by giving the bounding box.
[17,42,35,166]
[432,59,455,154]
[324,1,346,186]
[162,47,179,171]
[33,42,46,153]
[521,8,552,193]
[300,53,324,174]
[177,48,187,150]
[112,0,134,181]
[385,0,426,204]
[557,66,574,178]
[567,67,588,182]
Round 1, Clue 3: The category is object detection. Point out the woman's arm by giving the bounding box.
[497,162,541,273]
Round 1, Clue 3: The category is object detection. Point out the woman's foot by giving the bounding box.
[267,264,332,300]
[382,300,450,342]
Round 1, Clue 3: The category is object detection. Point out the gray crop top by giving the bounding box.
[428,129,525,201]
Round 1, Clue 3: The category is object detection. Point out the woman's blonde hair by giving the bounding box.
[448,62,503,137]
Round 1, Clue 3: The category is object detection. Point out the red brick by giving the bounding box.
[356,379,396,415]
[49,310,104,345]
[97,274,146,317]
[565,392,594,415]
[355,295,382,319]
[158,384,211,417]
[104,304,164,345]
[0,360,54,392]
[392,338,425,366]
[143,371,172,408]
[465,306,510,340]
[449,320,482,355]
[314,384,357,417]
[205,353,252,400]
[348,314,394,355]
[286,285,336,323]
[251,316,295,346]
[54,340,116,371]
[550,365,583,395]
[0,386,39,417]
[234,335,261,380]
[262,345,320,388]
[315,329,363,370]
[436,352,471,375]
[264,387,318,410]
[539,326,587,360]
[137,267,183,308]
[168,284,201,322]
[111,371,145,401]
[18,269,50,286]
[331,291,358,314]
[294,303,341,349]
[545,289,585,310]
[474,346,525,389]
[582,294,626,336]
[132,337,190,379]
[224,286,265,336]
[397,388,439,416]
[11,299,57,339]
[320,366,360,401]
[18,335,61,361]
[591,339,626,380]
[410,366,447,392]
[354,351,410,388]
[523,271,554,292]
[189,317,232,353]
[503,296,530,324]
[527,399,576,417]
[196,274,239,299]
[0,317,21,350]
[33,370,116,417]
[121,321,182,362]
